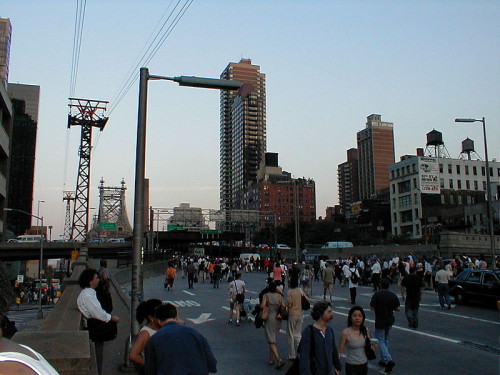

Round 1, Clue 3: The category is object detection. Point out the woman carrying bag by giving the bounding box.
[260,281,286,369]
[338,306,377,375]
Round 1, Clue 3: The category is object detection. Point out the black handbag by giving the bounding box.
[364,336,376,360]
[301,294,311,310]
[277,305,289,320]
[86,318,118,342]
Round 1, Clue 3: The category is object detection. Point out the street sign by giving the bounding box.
[200,229,220,234]
[99,222,117,230]
[167,224,184,231]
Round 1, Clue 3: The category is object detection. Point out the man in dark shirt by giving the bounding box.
[401,267,424,329]
[370,278,400,374]
[145,303,217,375]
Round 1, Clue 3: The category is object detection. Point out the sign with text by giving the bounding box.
[419,157,440,194]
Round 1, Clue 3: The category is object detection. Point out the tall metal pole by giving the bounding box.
[131,67,149,336]
[481,118,496,270]
[294,180,300,263]
[37,217,44,319]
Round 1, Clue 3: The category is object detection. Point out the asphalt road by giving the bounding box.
[121,271,499,375]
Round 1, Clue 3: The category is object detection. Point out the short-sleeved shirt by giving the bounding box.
[401,274,423,300]
[370,290,400,329]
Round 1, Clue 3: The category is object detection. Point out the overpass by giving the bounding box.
[0,230,245,261]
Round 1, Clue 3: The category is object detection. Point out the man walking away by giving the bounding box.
[435,264,453,309]
[370,278,400,373]
[400,267,424,329]
[145,303,217,375]
[322,263,335,300]
[371,258,382,291]
[347,263,360,304]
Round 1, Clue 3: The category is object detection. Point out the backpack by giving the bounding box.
[350,269,360,284]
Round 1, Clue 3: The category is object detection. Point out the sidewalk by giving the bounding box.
[103,268,135,375]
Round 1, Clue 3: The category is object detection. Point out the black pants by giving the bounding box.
[350,287,357,304]
[346,362,368,375]
[188,273,194,288]
[372,273,381,291]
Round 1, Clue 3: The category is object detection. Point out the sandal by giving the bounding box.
[268,360,275,365]
[276,360,285,369]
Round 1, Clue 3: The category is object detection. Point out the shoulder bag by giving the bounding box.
[364,335,376,360]
[286,325,315,375]
[301,292,311,311]
[86,318,117,342]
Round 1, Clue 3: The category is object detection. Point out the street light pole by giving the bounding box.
[455,117,496,269]
[37,200,44,234]
[127,68,242,368]
[4,208,45,318]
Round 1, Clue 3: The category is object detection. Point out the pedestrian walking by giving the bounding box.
[300,265,314,296]
[145,303,217,375]
[338,306,376,375]
[96,259,113,313]
[435,264,453,309]
[371,259,382,291]
[186,261,196,289]
[322,263,335,300]
[298,301,342,375]
[164,263,177,291]
[230,273,246,326]
[347,263,360,304]
[260,281,286,369]
[370,278,400,373]
[129,299,162,374]
[400,267,424,329]
[286,278,305,360]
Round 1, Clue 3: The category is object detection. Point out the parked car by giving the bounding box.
[275,244,291,250]
[449,269,500,305]
[258,244,270,250]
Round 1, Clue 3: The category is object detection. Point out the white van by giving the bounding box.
[321,241,353,249]
[16,235,45,243]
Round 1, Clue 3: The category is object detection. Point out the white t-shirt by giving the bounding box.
[77,288,111,322]
[371,262,381,274]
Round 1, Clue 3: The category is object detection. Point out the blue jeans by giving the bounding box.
[405,299,420,328]
[374,327,392,363]
[437,283,451,308]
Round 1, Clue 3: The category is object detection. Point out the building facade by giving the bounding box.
[0,18,12,88]
[220,58,266,216]
[246,153,316,228]
[357,114,395,200]
[337,148,359,214]
[0,79,13,237]
[390,153,500,238]
[7,83,40,122]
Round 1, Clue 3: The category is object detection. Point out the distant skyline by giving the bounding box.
[3,0,499,239]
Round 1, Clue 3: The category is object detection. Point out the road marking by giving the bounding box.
[420,308,500,326]
[187,313,215,325]
[163,300,200,307]
[279,329,286,334]
[221,306,230,311]
[312,295,348,301]
[332,308,460,344]
[182,290,195,296]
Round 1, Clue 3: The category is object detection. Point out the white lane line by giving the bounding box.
[419,308,500,326]
[332,309,460,344]
[279,329,286,334]
[221,306,230,311]
[182,290,195,296]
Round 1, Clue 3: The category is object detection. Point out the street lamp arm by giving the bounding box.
[455,118,480,123]
[149,74,242,90]
[4,208,42,221]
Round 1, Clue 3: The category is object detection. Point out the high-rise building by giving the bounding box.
[0,18,12,88]
[220,58,266,214]
[337,148,360,213]
[8,83,40,122]
[357,114,395,200]
[0,80,13,237]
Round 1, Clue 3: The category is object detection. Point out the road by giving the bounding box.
[122,270,499,375]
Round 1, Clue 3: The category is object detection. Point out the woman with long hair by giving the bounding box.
[129,299,162,373]
[260,281,286,369]
[338,306,376,375]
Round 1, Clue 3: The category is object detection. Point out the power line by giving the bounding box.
[108,0,194,115]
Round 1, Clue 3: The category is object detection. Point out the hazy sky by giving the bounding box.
[3,0,500,239]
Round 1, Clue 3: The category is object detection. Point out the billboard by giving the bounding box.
[419,157,440,194]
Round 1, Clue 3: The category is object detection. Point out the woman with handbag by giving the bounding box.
[338,306,377,375]
[286,278,304,361]
[77,268,120,375]
[260,281,286,369]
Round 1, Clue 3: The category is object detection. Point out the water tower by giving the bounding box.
[459,138,482,160]
[424,129,450,158]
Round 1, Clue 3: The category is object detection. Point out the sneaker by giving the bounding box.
[227,319,233,324]
[236,320,240,326]
[378,361,387,368]
[385,361,395,373]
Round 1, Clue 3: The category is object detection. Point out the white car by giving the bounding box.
[276,244,291,250]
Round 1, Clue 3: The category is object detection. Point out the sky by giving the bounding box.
[3,0,500,240]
